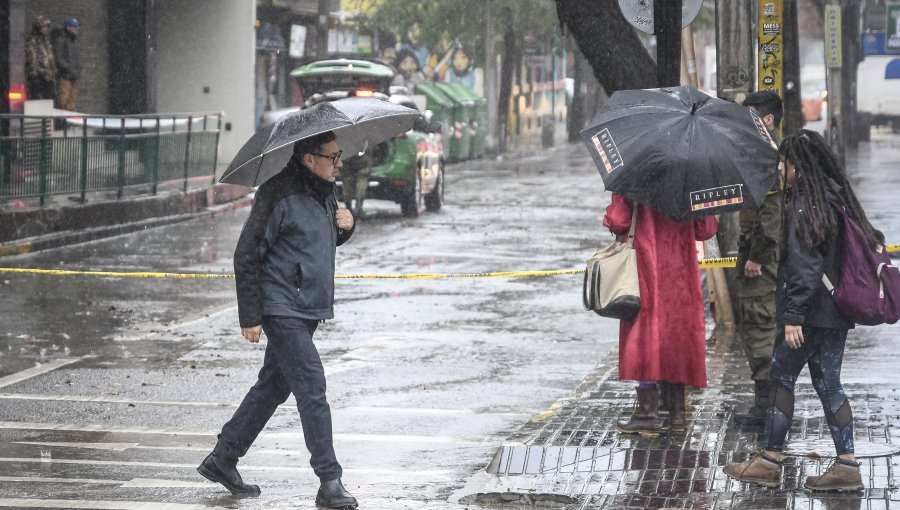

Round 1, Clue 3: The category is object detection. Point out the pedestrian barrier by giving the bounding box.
[1,245,898,279]
[0,112,222,206]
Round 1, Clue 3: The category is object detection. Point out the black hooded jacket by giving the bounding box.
[233,157,354,327]
[775,179,852,330]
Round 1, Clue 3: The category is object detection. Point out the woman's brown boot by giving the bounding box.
[668,383,686,432]
[804,458,864,492]
[723,452,782,488]
[617,385,660,437]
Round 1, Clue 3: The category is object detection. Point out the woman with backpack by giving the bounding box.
[724,130,884,491]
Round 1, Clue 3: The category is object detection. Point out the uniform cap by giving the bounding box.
[64,18,80,28]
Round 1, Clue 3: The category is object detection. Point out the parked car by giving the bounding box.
[262,59,444,217]
[801,78,826,122]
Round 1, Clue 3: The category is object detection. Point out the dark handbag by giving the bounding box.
[822,204,900,326]
[583,207,641,320]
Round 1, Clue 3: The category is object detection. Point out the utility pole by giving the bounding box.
[485,0,498,153]
[825,2,844,164]
[782,0,803,135]
[715,0,755,101]
[316,0,330,58]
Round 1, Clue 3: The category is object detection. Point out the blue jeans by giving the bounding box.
[216,316,342,480]
[764,326,853,455]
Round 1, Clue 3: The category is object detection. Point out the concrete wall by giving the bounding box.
[155,0,256,169]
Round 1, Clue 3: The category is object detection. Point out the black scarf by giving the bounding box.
[286,154,335,207]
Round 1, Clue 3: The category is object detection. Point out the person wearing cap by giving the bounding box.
[52,18,81,111]
[25,16,57,101]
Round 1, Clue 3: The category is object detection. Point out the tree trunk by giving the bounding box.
[554,0,657,93]
[497,23,520,153]
[567,33,587,141]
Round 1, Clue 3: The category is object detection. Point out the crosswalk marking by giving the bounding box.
[0,358,84,389]
[0,498,214,509]
[0,393,525,416]
[0,457,453,477]
[0,421,492,444]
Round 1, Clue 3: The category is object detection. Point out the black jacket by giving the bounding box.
[233,158,353,327]
[52,29,80,81]
[775,180,852,329]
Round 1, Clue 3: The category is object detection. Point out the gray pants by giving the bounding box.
[216,316,342,481]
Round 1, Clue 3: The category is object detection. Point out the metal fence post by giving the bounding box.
[213,114,222,184]
[117,118,126,199]
[80,118,88,202]
[38,117,48,207]
[152,118,160,195]
[183,115,193,192]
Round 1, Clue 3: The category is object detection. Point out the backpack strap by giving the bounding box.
[821,200,845,294]
[625,204,638,248]
[822,273,834,293]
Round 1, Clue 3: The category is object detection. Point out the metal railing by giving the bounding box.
[0,112,222,206]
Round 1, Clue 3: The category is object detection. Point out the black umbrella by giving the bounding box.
[580,86,778,221]
[220,97,419,187]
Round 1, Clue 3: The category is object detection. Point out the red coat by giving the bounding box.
[602,194,718,388]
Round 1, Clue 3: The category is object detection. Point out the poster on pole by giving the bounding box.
[757,0,784,93]
[825,5,842,67]
[888,3,900,53]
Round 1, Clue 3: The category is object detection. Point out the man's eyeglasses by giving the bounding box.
[310,150,343,165]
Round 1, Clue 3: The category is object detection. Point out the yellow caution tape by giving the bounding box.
[0,245,896,279]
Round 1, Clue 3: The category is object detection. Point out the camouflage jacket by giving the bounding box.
[25,34,56,82]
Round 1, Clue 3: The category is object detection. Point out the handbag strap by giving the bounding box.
[626,204,638,248]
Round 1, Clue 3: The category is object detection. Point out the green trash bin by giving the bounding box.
[436,83,473,162]
[452,83,486,158]
[413,83,453,161]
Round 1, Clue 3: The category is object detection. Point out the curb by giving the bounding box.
[0,194,253,258]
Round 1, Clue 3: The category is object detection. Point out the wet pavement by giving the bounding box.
[0,127,898,509]
[452,127,900,509]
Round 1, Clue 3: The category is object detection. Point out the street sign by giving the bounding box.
[825,5,843,68]
[618,0,703,34]
[888,3,900,53]
[758,0,784,93]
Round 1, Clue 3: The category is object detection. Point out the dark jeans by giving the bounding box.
[764,325,854,455]
[216,316,342,480]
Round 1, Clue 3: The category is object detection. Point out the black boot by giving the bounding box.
[668,383,686,432]
[197,449,260,495]
[617,385,660,437]
[316,478,358,509]
[734,380,771,428]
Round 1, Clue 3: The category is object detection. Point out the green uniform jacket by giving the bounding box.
[736,181,783,297]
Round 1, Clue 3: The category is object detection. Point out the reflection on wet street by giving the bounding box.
[0,129,899,509]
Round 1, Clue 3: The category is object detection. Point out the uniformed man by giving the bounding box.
[733,91,784,427]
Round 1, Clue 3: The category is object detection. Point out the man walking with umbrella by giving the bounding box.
[733,91,784,427]
[198,131,358,509]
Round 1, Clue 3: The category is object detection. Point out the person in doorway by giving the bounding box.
[198,131,358,509]
[340,152,371,219]
[25,15,57,101]
[732,91,784,427]
[724,130,883,491]
[52,18,81,111]
[604,194,718,435]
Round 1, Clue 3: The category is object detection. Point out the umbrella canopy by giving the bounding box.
[580,85,778,221]
[220,97,419,187]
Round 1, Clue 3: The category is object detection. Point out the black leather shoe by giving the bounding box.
[197,452,260,495]
[316,478,358,509]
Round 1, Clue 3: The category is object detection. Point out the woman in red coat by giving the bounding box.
[603,193,718,435]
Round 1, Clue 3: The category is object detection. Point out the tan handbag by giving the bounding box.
[583,206,640,320]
